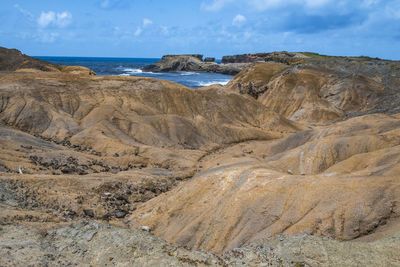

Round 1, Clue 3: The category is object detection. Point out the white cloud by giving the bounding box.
[37,32,60,43]
[161,26,169,35]
[133,18,153,37]
[250,0,282,10]
[143,18,153,27]
[134,27,142,36]
[232,14,246,26]
[56,12,73,27]
[304,0,332,8]
[14,4,34,20]
[202,0,333,11]
[37,11,72,28]
[386,2,400,19]
[38,11,55,27]
[362,0,380,7]
[201,0,234,11]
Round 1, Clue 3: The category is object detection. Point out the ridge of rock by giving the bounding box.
[143,54,249,75]
[222,51,309,64]
[0,46,96,75]
[225,57,400,123]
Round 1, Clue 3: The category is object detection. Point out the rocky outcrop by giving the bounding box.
[0,46,95,75]
[2,221,399,266]
[226,57,400,123]
[143,54,249,75]
[0,46,60,72]
[222,51,309,64]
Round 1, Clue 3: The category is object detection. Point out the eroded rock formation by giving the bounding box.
[0,47,95,75]
[143,54,249,75]
[1,47,400,265]
[226,57,400,123]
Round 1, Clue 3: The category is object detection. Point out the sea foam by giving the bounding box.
[196,80,230,87]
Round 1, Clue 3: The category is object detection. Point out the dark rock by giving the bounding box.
[204,57,215,62]
[115,194,128,202]
[83,209,95,217]
[221,52,306,64]
[115,211,126,218]
[91,151,101,156]
[67,210,76,216]
[102,213,111,220]
[0,46,60,71]
[142,54,247,75]
[163,54,203,61]
[61,167,75,174]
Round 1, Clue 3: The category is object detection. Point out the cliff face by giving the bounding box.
[0,47,60,72]
[222,51,308,64]
[0,46,96,75]
[162,54,204,61]
[143,54,249,75]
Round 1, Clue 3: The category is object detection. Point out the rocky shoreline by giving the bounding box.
[142,54,250,75]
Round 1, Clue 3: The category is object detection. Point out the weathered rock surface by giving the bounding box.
[1,49,400,265]
[131,113,400,253]
[0,46,95,75]
[143,54,249,75]
[0,72,297,159]
[222,51,309,64]
[0,47,59,72]
[2,221,399,266]
[226,57,400,123]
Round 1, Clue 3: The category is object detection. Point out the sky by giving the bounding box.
[1,0,400,59]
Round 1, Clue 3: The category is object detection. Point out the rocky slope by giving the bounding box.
[1,47,400,265]
[225,57,400,123]
[132,112,400,253]
[0,46,95,75]
[143,54,249,75]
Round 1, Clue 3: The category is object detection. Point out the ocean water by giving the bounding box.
[36,56,233,88]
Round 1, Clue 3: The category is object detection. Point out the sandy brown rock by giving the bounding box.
[226,57,400,123]
[131,113,400,254]
[0,221,222,266]
[59,65,96,75]
[1,49,400,266]
[0,72,298,174]
[222,233,400,266]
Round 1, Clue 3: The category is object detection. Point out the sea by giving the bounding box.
[35,56,233,89]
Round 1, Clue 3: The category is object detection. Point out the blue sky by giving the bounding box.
[1,0,400,59]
